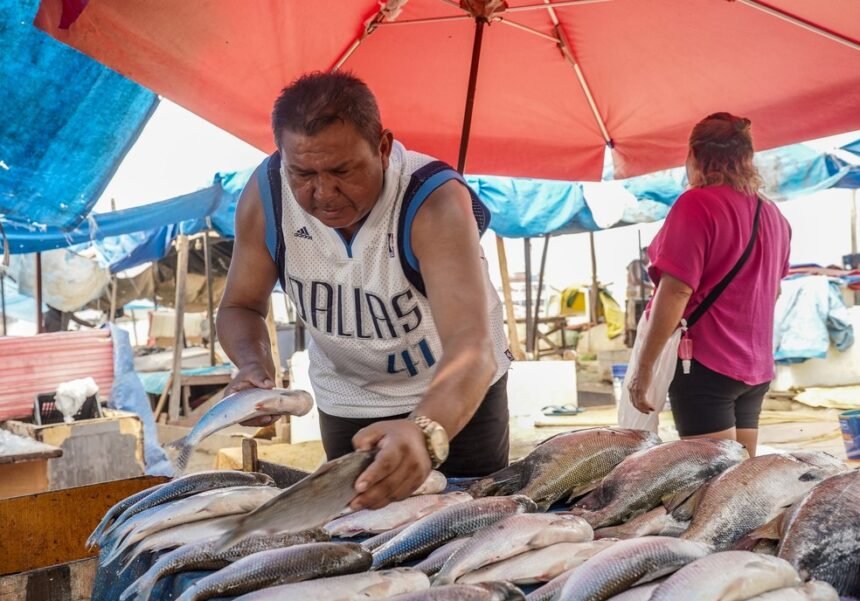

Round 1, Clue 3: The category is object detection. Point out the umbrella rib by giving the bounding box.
[505,0,613,13]
[375,14,473,26]
[497,18,561,44]
[542,1,613,146]
[737,0,859,52]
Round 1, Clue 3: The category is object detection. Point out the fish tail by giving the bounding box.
[166,435,193,472]
[87,510,117,549]
[119,573,152,601]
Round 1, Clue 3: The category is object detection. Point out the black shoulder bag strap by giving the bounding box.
[684,196,763,329]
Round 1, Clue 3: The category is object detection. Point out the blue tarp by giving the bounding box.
[0,0,157,230]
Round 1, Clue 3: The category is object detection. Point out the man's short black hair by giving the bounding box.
[272,71,382,149]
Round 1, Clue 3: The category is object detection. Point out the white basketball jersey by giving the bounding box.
[260,141,511,418]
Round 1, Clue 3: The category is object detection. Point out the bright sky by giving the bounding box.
[95,99,859,305]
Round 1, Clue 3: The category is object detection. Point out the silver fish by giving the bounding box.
[745,581,840,601]
[462,539,617,586]
[603,582,663,601]
[777,470,860,597]
[362,522,411,552]
[120,515,243,569]
[413,470,448,496]
[650,551,800,601]
[387,581,525,600]
[681,452,845,550]
[175,541,372,601]
[414,538,471,576]
[119,528,330,601]
[372,495,537,569]
[105,486,280,564]
[87,481,165,549]
[574,439,747,529]
[97,470,272,545]
[557,536,710,601]
[166,388,313,471]
[325,492,472,537]
[594,506,689,540]
[233,567,430,600]
[215,450,374,551]
[435,513,593,585]
[469,428,660,508]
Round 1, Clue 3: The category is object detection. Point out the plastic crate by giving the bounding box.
[33,392,103,426]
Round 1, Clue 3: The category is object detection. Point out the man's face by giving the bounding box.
[280,121,392,233]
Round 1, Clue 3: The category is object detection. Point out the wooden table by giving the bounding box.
[0,435,63,500]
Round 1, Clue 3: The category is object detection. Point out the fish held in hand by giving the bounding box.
[166,388,313,471]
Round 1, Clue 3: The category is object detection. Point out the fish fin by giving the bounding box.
[668,483,708,522]
[662,481,707,514]
[733,513,786,550]
[797,468,827,483]
[466,464,524,498]
[165,435,192,472]
[565,478,603,504]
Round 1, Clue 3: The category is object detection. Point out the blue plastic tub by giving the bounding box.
[840,409,860,461]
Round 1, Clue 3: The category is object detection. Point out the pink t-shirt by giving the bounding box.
[648,185,791,385]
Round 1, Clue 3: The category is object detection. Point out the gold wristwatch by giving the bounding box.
[410,416,449,469]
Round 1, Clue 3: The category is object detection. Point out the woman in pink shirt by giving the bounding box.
[628,112,791,456]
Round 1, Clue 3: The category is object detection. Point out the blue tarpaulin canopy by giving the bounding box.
[3,142,858,273]
[0,0,157,230]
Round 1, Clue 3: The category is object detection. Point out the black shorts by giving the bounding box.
[668,359,769,437]
[317,373,510,478]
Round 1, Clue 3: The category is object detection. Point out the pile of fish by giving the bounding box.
[89,426,860,601]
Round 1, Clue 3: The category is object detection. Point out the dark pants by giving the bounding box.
[669,359,769,437]
[318,373,510,478]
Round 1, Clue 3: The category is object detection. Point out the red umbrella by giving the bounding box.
[35,0,860,180]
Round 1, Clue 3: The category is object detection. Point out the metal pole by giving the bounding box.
[456,18,486,174]
[35,252,43,334]
[589,232,599,326]
[109,276,118,322]
[0,274,5,336]
[532,235,550,354]
[170,235,189,422]
[203,228,217,366]
[524,237,534,355]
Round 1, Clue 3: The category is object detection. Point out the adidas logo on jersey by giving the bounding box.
[294,226,313,240]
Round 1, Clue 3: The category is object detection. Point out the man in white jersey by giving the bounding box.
[218,72,511,510]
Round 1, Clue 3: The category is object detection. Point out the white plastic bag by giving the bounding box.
[617,311,682,432]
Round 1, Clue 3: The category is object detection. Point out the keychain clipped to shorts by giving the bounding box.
[678,318,693,375]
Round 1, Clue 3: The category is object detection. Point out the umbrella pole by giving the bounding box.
[532,235,550,356]
[524,238,533,356]
[456,18,486,174]
[35,252,43,334]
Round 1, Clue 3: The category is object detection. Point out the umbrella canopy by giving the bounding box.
[35,0,860,180]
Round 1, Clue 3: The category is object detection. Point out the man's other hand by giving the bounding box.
[350,419,431,510]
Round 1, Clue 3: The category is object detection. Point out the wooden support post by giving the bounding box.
[108,276,118,322]
[495,235,524,360]
[153,372,173,422]
[242,438,259,473]
[169,235,189,423]
[203,227,217,366]
[35,252,43,334]
[265,298,283,388]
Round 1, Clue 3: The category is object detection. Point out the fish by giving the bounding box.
[232,567,431,600]
[468,428,660,508]
[435,513,593,585]
[526,568,578,601]
[119,528,330,601]
[97,470,273,544]
[104,486,280,564]
[574,439,747,529]
[745,581,840,601]
[87,481,166,549]
[776,470,860,597]
[603,582,663,601]
[214,450,374,551]
[594,506,689,540]
[372,495,538,569]
[462,539,617,586]
[175,541,372,601]
[556,536,711,601]
[119,515,245,569]
[414,538,471,576]
[413,470,448,496]
[680,452,845,550]
[649,551,801,601]
[325,492,472,537]
[166,388,313,471]
[386,581,526,600]
[362,522,411,552]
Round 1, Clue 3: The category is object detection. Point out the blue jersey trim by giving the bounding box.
[402,170,463,272]
[257,156,278,263]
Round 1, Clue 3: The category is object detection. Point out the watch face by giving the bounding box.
[429,427,449,461]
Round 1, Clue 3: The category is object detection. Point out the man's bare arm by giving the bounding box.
[216,167,281,393]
